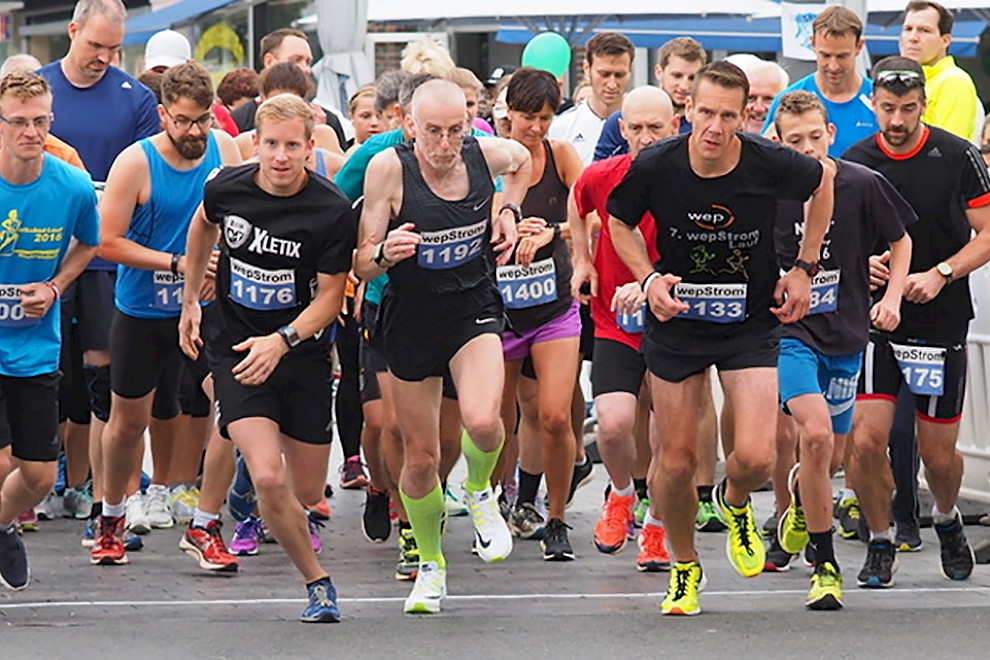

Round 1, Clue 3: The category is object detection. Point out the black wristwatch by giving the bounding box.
[793,259,820,277]
[277,325,302,349]
[548,223,561,241]
[498,203,523,222]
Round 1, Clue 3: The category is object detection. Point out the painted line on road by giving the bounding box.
[2,586,989,611]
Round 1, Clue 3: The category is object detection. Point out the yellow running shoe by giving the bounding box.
[660,561,707,616]
[714,480,765,578]
[806,561,843,610]
[778,463,809,555]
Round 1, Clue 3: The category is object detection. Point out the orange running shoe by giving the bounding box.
[593,491,635,554]
[636,523,672,572]
[90,515,128,565]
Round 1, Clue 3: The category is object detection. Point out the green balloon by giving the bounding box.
[522,32,571,78]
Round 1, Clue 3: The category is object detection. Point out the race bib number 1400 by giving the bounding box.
[497,258,557,310]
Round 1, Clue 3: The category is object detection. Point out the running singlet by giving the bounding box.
[115,132,223,319]
[843,125,990,343]
[388,137,496,296]
[774,159,914,356]
[606,133,822,338]
[0,154,100,376]
[498,140,572,331]
[203,164,356,357]
[573,154,660,350]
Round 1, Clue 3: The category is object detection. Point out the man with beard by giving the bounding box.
[90,62,241,568]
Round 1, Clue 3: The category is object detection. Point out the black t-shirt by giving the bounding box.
[231,98,349,150]
[606,132,822,339]
[202,164,356,357]
[775,159,914,355]
[843,126,990,343]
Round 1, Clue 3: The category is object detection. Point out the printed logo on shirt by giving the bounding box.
[687,204,735,231]
[0,210,63,259]
[574,133,586,142]
[224,214,252,249]
[247,227,302,258]
[928,147,942,158]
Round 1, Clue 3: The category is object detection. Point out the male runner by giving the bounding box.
[607,61,835,616]
[356,80,531,614]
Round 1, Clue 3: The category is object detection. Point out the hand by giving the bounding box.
[611,281,646,315]
[515,227,553,268]
[571,260,598,303]
[517,216,547,238]
[308,102,327,125]
[904,268,947,304]
[231,333,289,386]
[198,278,216,303]
[771,268,811,323]
[19,282,56,318]
[869,251,890,291]
[870,296,901,332]
[206,250,220,280]
[178,302,204,360]
[491,210,518,267]
[645,273,689,322]
[382,222,421,264]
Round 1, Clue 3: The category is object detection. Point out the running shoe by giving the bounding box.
[259,518,276,543]
[806,561,843,611]
[126,493,152,534]
[403,561,446,614]
[362,487,391,543]
[146,485,175,530]
[0,524,29,591]
[566,457,594,508]
[301,577,341,623]
[895,519,924,553]
[714,480,765,578]
[465,486,512,562]
[593,490,635,554]
[81,518,96,548]
[124,532,144,552]
[180,520,239,573]
[661,561,707,616]
[778,463,809,555]
[857,539,897,588]
[34,493,56,521]
[509,502,546,540]
[228,452,257,522]
[339,456,369,490]
[230,516,263,556]
[636,523,671,572]
[836,496,866,541]
[308,511,323,554]
[934,513,975,581]
[540,517,575,561]
[310,497,332,521]
[16,510,38,533]
[63,485,93,520]
[169,484,199,524]
[444,486,469,517]
[764,533,794,572]
[395,524,419,581]
[761,511,779,538]
[633,497,649,528]
[696,499,728,532]
[90,515,128,565]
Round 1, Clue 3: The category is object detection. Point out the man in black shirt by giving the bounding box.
[179,94,356,623]
[607,61,835,616]
[843,57,990,588]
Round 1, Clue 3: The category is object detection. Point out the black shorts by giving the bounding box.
[73,270,116,353]
[857,332,966,423]
[642,321,781,383]
[380,287,503,382]
[211,350,332,445]
[0,372,61,462]
[360,300,387,403]
[591,338,647,397]
[109,311,184,420]
[58,312,89,425]
[579,303,594,359]
[178,352,212,418]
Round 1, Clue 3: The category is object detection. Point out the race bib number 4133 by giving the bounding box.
[497,258,557,309]
[0,284,40,328]
[890,342,945,396]
[229,257,297,311]
[417,219,486,270]
[674,282,747,323]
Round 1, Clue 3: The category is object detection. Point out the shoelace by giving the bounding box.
[602,496,632,534]
[846,502,861,520]
[730,510,756,556]
[471,493,500,528]
[234,518,261,541]
[792,507,807,533]
[546,520,572,545]
[641,527,665,555]
[865,543,891,573]
[815,564,840,587]
[671,567,692,600]
[308,515,325,534]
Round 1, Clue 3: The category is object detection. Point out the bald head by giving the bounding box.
[411,79,467,119]
[623,85,674,118]
[620,86,678,156]
[1,54,44,78]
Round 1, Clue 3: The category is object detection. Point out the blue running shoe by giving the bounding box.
[301,578,340,623]
[124,532,144,552]
[228,453,257,522]
[54,453,67,495]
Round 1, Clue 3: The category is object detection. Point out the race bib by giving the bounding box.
[674,282,747,323]
[616,304,646,333]
[497,258,557,309]
[0,284,40,328]
[417,219,486,270]
[229,257,296,311]
[808,269,840,315]
[890,342,945,396]
[153,271,183,312]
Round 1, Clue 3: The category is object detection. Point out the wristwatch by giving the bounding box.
[277,325,302,349]
[498,203,523,222]
[936,261,953,281]
[793,259,820,277]
[373,242,394,268]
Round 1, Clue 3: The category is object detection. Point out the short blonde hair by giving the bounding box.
[255,93,314,140]
[400,38,455,76]
[445,67,483,94]
[0,70,51,103]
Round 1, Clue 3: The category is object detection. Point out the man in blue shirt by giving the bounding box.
[0,71,99,591]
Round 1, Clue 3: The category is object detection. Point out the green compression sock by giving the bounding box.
[461,429,503,494]
[399,484,446,569]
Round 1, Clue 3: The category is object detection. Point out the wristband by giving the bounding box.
[45,280,61,300]
[641,271,661,294]
[549,223,561,241]
[170,253,182,276]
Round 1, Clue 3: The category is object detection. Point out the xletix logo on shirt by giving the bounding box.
[687,204,735,231]
[224,214,302,258]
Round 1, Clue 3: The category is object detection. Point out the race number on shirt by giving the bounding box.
[808,269,840,315]
[153,271,184,312]
[417,220,486,270]
[497,258,557,310]
[0,284,40,328]
[229,257,297,311]
[890,342,945,396]
[616,303,646,333]
[674,282,747,323]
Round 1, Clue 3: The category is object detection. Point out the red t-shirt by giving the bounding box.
[573,154,659,351]
[212,102,240,137]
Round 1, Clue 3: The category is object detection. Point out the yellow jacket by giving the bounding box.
[922,56,980,142]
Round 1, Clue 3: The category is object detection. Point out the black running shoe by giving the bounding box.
[566,458,594,508]
[0,524,29,591]
[362,487,391,544]
[541,518,575,561]
[894,519,923,553]
[857,539,897,588]
[764,533,794,572]
[934,514,975,581]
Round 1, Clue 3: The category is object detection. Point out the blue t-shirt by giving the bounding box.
[594,110,692,161]
[762,74,876,159]
[115,134,223,319]
[0,154,100,377]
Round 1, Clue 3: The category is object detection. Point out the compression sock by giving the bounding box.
[399,484,446,569]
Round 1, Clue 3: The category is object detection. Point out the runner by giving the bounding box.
[179,94,356,622]
[355,79,531,613]
[606,61,835,615]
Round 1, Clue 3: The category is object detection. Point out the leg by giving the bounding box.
[101,393,154,507]
[719,368,778,505]
[438,395,462,482]
[916,419,963,516]
[847,400,896,534]
[773,412,798,519]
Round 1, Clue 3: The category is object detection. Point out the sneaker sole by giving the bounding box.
[395,570,418,581]
[231,547,259,556]
[806,593,843,610]
[300,611,341,623]
[542,552,575,561]
[404,600,441,614]
[696,520,728,533]
[0,568,29,592]
[128,522,153,535]
[179,537,239,573]
[636,560,671,572]
[763,560,793,573]
[361,528,390,544]
[594,538,627,554]
[896,541,924,553]
[91,554,128,566]
[857,557,898,588]
[940,545,976,581]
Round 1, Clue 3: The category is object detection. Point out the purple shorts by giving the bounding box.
[502,301,581,361]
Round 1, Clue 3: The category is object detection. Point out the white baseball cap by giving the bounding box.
[144,29,191,72]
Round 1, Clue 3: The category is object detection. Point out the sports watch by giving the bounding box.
[277,325,302,349]
[936,261,953,281]
[793,259,820,277]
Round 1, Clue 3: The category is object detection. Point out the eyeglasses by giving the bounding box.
[0,114,53,131]
[414,119,466,143]
[164,107,213,132]
[875,70,925,87]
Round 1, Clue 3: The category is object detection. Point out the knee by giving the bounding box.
[539,408,572,440]
[462,413,501,444]
[660,446,697,483]
[596,409,633,446]
[403,447,439,479]
[800,426,833,463]
[733,448,775,481]
[22,462,57,495]
[850,424,887,459]
[84,364,111,423]
[107,414,147,443]
[921,446,957,476]
[253,468,288,502]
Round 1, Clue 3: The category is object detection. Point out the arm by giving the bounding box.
[905,203,990,303]
[871,232,912,331]
[21,239,99,319]
[178,204,220,360]
[354,150,413,282]
[214,130,244,166]
[479,137,532,265]
[610,215,687,322]
[568,188,597,301]
[314,124,343,156]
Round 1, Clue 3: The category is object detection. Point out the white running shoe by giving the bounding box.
[126,493,152,534]
[144,485,174,529]
[465,486,513,562]
[168,484,198,524]
[403,561,446,614]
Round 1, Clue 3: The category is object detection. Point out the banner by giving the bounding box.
[781,2,828,60]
